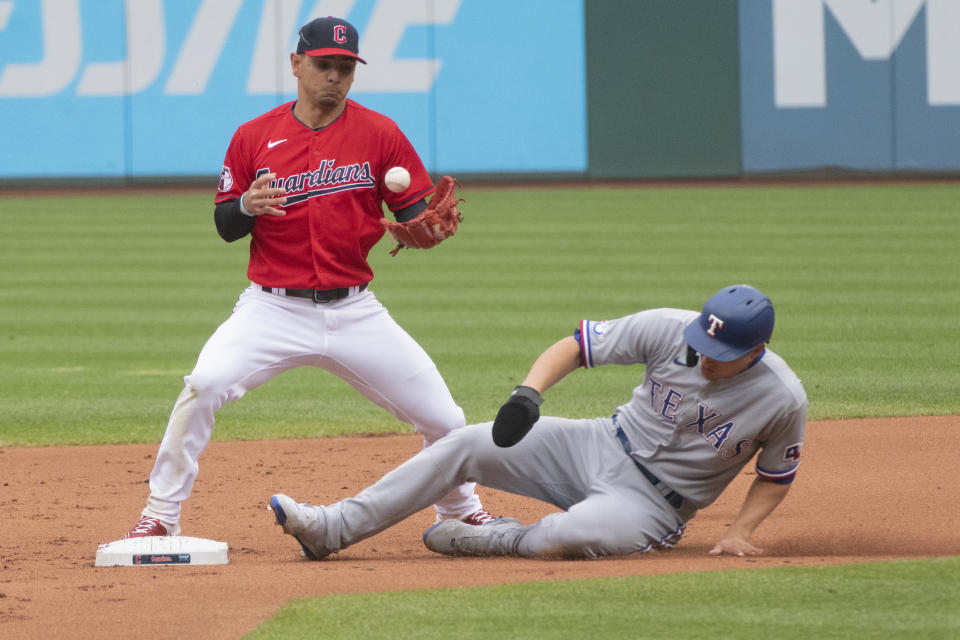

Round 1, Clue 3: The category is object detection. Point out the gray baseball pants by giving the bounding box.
[304,416,697,558]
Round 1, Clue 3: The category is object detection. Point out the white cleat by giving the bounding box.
[423,517,523,557]
[270,494,329,560]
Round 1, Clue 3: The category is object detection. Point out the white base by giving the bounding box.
[95,536,229,567]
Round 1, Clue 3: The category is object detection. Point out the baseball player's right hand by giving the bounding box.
[492,386,543,448]
[242,173,287,217]
[709,535,764,557]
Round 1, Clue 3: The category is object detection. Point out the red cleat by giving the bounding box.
[124,515,181,538]
[459,509,498,526]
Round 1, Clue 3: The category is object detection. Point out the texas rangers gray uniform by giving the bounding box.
[269,300,808,559]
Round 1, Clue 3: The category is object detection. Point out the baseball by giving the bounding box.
[384,166,411,193]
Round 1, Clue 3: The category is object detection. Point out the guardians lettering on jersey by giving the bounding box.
[253,160,375,207]
[649,376,752,460]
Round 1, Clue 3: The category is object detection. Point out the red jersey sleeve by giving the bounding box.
[215,127,254,204]
[378,127,435,212]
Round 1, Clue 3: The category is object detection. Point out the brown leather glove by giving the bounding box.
[380,176,463,256]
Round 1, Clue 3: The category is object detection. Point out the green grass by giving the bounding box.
[0,183,958,445]
[2,183,958,638]
[245,557,960,639]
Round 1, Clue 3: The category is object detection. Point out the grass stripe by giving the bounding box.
[1,183,958,445]
[244,557,960,640]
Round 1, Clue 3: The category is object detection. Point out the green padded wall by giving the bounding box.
[586,0,742,178]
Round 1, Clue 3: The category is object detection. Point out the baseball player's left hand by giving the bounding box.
[491,386,543,447]
[381,176,462,255]
[708,534,763,557]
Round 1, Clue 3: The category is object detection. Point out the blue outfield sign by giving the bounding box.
[0,0,586,179]
[739,0,960,172]
[4,1,957,180]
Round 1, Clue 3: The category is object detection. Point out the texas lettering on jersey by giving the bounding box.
[648,376,752,459]
[253,159,375,207]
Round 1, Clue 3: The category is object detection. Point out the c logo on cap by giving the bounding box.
[333,25,347,43]
[706,314,724,337]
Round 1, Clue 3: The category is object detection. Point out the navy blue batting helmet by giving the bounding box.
[683,285,774,362]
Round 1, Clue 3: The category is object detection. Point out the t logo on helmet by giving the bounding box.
[333,25,347,43]
[706,314,725,337]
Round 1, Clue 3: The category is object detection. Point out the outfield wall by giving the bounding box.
[0,0,957,181]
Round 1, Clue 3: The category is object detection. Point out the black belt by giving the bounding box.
[615,426,684,510]
[260,283,367,303]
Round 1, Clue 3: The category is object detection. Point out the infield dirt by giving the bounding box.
[1,415,957,639]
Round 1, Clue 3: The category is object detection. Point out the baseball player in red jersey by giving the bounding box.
[123,17,493,539]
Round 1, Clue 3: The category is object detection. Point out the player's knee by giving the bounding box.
[446,422,518,479]
[426,422,486,450]
[183,376,217,398]
[182,371,238,405]
[422,422,490,476]
[415,404,467,444]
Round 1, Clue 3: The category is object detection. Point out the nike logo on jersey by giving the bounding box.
[267,139,288,149]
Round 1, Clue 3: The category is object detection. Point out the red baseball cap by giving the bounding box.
[296,17,366,64]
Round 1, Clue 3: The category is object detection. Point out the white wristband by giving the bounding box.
[239,192,254,217]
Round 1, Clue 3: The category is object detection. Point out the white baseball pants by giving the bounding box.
[143,284,480,526]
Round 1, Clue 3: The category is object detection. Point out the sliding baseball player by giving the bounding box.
[270,284,807,559]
